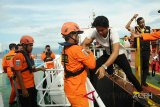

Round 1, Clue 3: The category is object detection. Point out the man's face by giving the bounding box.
[18,46,23,51]
[95,26,109,38]
[46,47,50,52]
[27,43,33,53]
[138,19,145,28]
[124,37,128,41]
[71,33,79,44]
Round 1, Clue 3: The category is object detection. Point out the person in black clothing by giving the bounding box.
[126,14,151,87]
[82,16,142,107]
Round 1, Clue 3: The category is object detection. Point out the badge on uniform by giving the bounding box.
[16,60,20,66]
[6,55,14,60]
[61,54,68,63]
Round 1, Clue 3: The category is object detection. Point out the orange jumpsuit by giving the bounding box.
[12,52,38,107]
[2,50,16,104]
[62,45,96,107]
[41,51,55,69]
[142,31,160,40]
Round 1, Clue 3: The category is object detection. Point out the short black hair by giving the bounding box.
[45,45,50,49]
[15,44,21,50]
[9,43,16,50]
[137,17,144,24]
[92,16,109,28]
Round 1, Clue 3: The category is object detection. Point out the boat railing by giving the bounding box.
[36,68,71,107]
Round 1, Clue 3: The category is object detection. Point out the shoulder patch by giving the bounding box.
[6,55,14,60]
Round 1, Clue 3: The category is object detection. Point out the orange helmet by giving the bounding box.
[20,35,34,44]
[61,22,83,36]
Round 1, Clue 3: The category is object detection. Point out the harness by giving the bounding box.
[59,42,85,78]
[16,50,35,73]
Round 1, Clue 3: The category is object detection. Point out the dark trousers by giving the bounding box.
[141,51,150,84]
[43,72,47,89]
[90,53,142,92]
[18,87,38,107]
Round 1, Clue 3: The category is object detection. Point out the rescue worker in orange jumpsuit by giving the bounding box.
[41,45,55,91]
[41,45,55,69]
[60,22,96,107]
[12,35,45,107]
[2,43,17,106]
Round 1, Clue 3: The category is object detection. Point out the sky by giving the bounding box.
[0,0,160,51]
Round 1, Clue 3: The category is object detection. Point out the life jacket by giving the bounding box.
[59,42,85,78]
[43,51,53,62]
[15,50,35,73]
[134,26,151,51]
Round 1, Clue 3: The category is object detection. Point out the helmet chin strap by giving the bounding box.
[23,44,31,53]
[68,36,78,45]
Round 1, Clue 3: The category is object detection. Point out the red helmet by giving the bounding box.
[20,35,34,44]
[61,22,83,36]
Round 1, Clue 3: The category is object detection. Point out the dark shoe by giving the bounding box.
[142,83,148,87]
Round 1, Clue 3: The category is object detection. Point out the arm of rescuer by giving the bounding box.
[74,45,96,69]
[81,37,120,79]
[2,55,7,73]
[51,52,55,59]
[35,66,45,72]
[7,67,14,78]
[41,52,46,61]
[30,56,45,72]
[131,31,160,41]
[15,69,29,97]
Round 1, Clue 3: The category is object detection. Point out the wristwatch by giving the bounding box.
[102,64,108,70]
